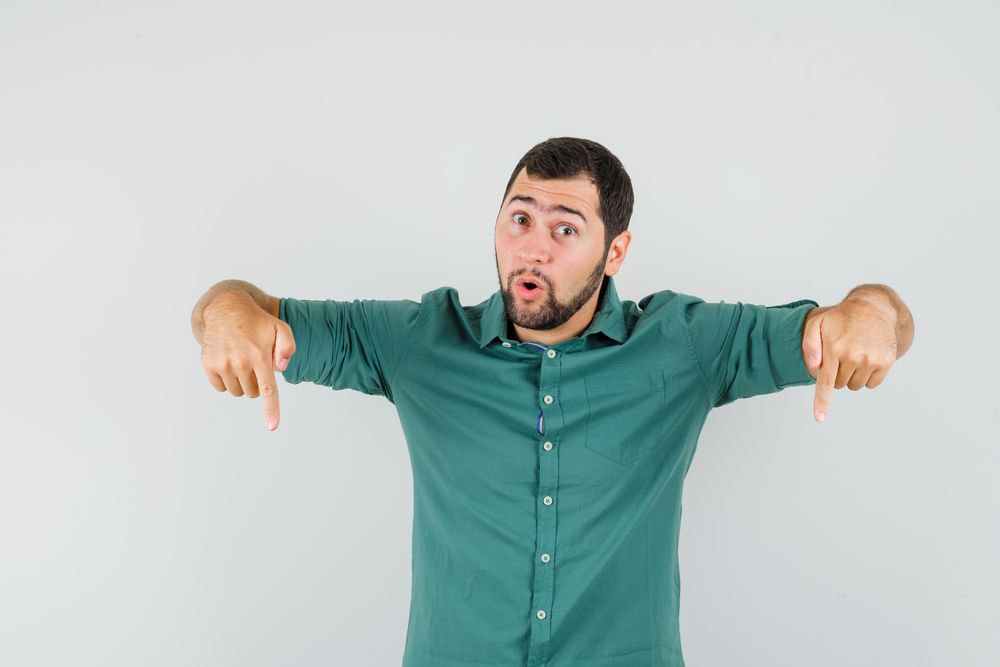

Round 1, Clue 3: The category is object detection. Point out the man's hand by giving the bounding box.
[801,295,899,423]
[199,291,297,431]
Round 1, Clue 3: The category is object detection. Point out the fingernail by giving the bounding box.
[809,354,819,367]
[267,419,277,430]
[817,411,827,423]
[277,357,287,370]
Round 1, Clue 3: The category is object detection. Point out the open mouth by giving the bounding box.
[516,277,545,299]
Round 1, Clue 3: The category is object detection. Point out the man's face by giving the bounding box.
[494,168,611,331]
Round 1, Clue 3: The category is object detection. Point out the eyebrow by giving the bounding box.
[506,194,588,226]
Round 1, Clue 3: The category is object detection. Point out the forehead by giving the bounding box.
[505,168,599,215]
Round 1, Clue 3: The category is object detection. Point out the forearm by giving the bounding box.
[843,283,915,358]
[190,279,272,345]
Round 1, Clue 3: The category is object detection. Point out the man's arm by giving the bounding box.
[682,296,821,409]
[802,283,914,422]
[277,295,423,400]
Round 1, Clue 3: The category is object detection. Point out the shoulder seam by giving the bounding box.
[677,298,717,409]
[388,291,429,392]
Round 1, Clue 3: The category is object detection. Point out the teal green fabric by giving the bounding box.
[279,275,818,667]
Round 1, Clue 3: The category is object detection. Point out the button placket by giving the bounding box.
[527,345,563,666]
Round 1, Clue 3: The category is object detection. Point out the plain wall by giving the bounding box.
[1,1,997,665]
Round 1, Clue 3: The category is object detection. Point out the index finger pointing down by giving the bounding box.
[255,361,281,430]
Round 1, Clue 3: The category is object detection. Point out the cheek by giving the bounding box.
[494,245,514,276]
[561,251,591,273]
[495,239,517,263]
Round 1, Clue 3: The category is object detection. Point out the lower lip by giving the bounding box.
[516,282,545,300]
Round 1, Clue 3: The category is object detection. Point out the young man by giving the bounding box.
[191,137,913,667]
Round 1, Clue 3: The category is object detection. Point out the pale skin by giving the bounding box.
[494,168,633,347]
[191,169,913,429]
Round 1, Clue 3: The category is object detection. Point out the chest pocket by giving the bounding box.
[584,370,666,464]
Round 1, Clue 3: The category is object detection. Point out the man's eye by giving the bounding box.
[556,224,577,236]
[513,214,529,225]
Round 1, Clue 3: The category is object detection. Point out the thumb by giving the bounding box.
[802,313,823,375]
[273,321,296,371]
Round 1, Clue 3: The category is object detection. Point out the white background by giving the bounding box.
[1,1,997,665]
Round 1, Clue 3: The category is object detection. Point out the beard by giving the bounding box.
[495,251,608,331]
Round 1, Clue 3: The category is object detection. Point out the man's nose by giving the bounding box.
[518,230,551,263]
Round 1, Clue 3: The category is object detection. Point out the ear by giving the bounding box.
[605,230,632,275]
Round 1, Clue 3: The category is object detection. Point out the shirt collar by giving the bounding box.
[478,274,627,348]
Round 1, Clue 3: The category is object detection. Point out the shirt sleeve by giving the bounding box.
[278,296,422,402]
[682,297,819,408]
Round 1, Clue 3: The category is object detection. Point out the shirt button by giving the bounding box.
[501,342,512,348]
[543,395,554,404]
[546,349,556,358]
[542,441,553,451]
[536,610,547,620]
[540,553,551,563]
[542,495,553,506]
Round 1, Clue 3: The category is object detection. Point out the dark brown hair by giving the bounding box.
[500,137,634,253]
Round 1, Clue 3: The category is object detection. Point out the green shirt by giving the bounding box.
[279,275,818,667]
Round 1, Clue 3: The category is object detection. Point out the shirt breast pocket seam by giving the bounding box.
[584,370,666,465]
